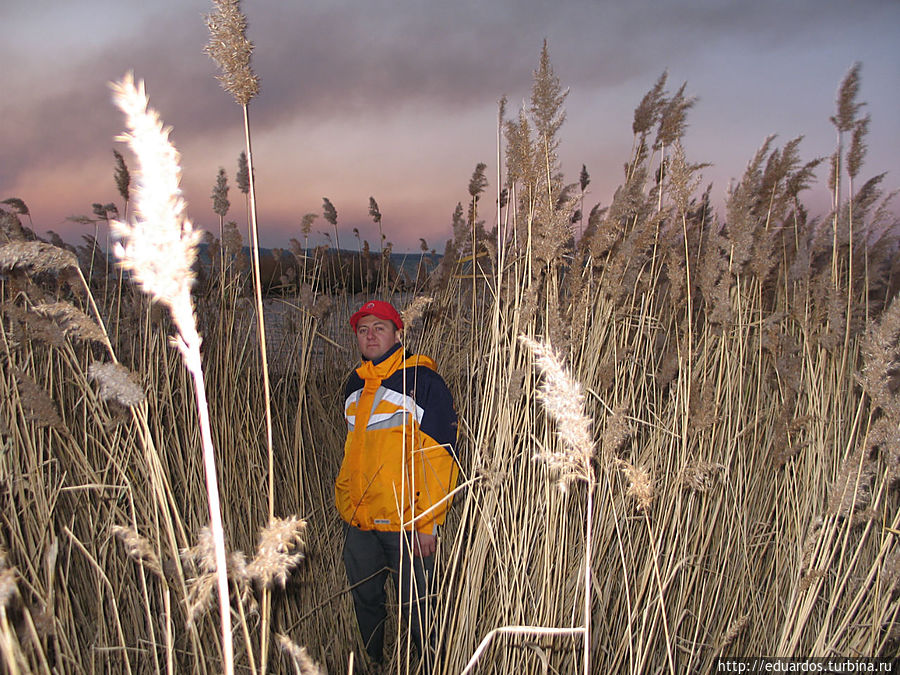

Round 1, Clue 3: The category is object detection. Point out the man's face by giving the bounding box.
[356,314,401,361]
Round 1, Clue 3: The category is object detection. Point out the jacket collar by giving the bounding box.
[356,343,437,382]
[369,341,402,366]
[357,342,404,382]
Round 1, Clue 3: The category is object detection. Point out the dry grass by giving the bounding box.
[1,30,899,675]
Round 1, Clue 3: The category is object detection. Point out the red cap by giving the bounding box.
[350,300,404,331]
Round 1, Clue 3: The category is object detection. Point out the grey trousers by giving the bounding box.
[342,524,435,667]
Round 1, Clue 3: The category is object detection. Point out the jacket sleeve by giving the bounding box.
[411,369,459,533]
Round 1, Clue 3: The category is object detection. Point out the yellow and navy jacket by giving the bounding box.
[335,343,459,534]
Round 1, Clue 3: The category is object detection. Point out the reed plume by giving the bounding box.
[616,459,655,512]
[719,613,750,652]
[831,63,863,134]
[0,198,29,217]
[204,0,259,106]
[212,167,231,218]
[655,82,695,150]
[12,367,64,430]
[632,71,668,137]
[181,526,218,575]
[236,151,250,195]
[518,333,595,675]
[519,335,594,488]
[246,516,307,589]
[88,362,146,407]
[205,5,276,590]
[401,295,433,330]
[678,460,725,494]
[277,634,326,675]
[108,75,202,322]
[113,149,131,204]
[32,301,107,345]
[111,525,164,579]
[223,220,243,258]
[108,71,234,674]
[3,302,66,348]
[600,403,632,460]
[0,241,79,275]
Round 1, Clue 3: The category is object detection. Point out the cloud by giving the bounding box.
[3,0,898,249]
[1,12,222,181]
[6,0,889,173]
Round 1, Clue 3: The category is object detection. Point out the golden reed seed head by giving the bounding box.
[227,550,249,583]
[88,362,146,407]
[826,447,875,521]
[299,213,317,238]
[831,62,863,133]
[2,301,66,348]
[297,284,332,321]
[519,335,595,487]
[401,296,433,329]
[113,149,130,202]
[186,573,217,628]
[799,516,824,577]
[33,302,107,345]
[655,83,695,149]
[632,71,667,136]
[277,634,326,675]
[222,220,243,257]
[204,0,259,106]
[181,526,218,574]
[236,151,250,194]
[600,403,633,459]
[1,198,28,217]
[13,367,64,430]
[616,458,655,512]
[678,461,725,494]
[720,613,750,651]
[211,167,230,218]
[181,527,220,626]
[109,73,204,355]
[246,516,307,589]
[666,141,707,215]
[859,297,900,419]
[798,569,825,594]
[0,241,79,275]
[111,525,163,579]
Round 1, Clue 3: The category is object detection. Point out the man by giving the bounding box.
[336,300,459,671]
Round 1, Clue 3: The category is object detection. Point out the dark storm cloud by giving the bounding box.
[3,0,897,238]
[4,0,545,190]
[243,1,543,125]
[242,0,664,123]
[1,10,231,188]
[5,0,888,169]
[236,0,892,130]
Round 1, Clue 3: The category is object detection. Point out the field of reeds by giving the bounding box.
[2,4,900,673]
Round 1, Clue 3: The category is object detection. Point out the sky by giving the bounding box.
[2,0,899,252]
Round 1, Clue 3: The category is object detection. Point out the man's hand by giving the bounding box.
[413,532,436,557]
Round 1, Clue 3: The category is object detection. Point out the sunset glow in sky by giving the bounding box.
[3,0,899,252]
